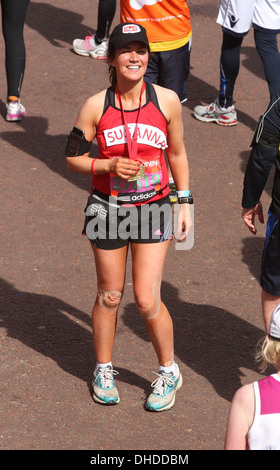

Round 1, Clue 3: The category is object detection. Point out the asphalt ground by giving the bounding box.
[0,0,277,457]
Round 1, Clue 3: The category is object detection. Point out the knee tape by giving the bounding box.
[137,280,161,320]
[97,290,122,311]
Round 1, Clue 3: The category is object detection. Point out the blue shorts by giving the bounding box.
[144,42,191,103]
[260,211,280,296]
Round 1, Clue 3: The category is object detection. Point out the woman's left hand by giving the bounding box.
[176,204,192,242]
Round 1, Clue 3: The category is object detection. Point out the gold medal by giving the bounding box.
[128,164,145,182]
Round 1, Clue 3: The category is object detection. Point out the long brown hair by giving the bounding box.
[107,42,118,86]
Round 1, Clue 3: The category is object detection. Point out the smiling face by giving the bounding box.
[109,41,149,84]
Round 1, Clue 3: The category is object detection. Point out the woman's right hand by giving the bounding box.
[109,157,141,180]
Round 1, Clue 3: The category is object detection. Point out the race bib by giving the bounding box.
[110,158,163,202]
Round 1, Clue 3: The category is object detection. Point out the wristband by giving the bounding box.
[91,158,97,176]
[176,190,191,198]
[178,194,193,204]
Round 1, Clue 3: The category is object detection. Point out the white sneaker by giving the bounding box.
[194,98,238,126]
[6,99,26,122]
[73,33,108,59]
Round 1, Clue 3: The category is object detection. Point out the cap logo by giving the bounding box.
[122,24,141,34]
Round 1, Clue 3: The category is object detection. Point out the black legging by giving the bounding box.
[95,0,116,44]
[1,0,30,98]
[254,28,280,98]
[219,28,280,108]
[219,32,243,108]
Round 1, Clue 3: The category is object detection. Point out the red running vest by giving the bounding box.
[93,82,169,205]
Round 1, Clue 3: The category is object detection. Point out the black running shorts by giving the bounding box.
[82,190,173,250]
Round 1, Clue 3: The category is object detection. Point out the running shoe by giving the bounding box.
[73,33,108,59]
[193,98,238,126]
[92,365,120,405]
[145,363,183,412]
[169,181,178,204]
[6,98,26,122]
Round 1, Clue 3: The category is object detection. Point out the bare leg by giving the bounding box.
[131,240,174,366]
[90,243,128,363]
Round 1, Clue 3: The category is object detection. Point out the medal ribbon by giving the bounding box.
[116,82,145,161]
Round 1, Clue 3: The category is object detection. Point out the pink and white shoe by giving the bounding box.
[73,33,108,59]
[6,98,26,122]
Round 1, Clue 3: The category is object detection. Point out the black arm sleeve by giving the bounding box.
[242,95,280,208]
[242,143,278,208]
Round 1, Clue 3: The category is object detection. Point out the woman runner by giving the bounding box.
[65,23,192,411]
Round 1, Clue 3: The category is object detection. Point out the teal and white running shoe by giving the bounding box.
[145,363,182,412]
[92,366,120,405]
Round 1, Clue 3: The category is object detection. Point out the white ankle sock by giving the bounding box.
[94,361,112,375]
[159,362,177,375]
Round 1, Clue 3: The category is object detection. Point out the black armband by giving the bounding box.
[251,116,280,149]
[65,127,92,157]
